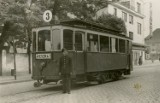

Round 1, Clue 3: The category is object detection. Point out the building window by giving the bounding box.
[137,23,142,34]
[137,3,141,13]
[129,31,133,40]
[122,12,127,22]
[114,8,117,16]
[129,15,133,24]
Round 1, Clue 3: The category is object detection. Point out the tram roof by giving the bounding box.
[61,19,130,39]
[34,19,130,39]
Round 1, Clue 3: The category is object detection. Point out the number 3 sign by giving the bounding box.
[43,10,52,22]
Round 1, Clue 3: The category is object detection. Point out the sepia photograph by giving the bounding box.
[0,0,160,103]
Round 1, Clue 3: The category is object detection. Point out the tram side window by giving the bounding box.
[119,39,126,53]
[52,29,61,50]
[38,30,51,51]
[75,31,84,51]
[100,35,109,52]
[63,29,73,50]
[87,33,99,52]
[32,32,36,52]
[110,38,118,53]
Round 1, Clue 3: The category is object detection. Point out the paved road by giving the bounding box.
[0,63,160,103]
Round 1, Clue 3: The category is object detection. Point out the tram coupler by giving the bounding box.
[33,80,43,87]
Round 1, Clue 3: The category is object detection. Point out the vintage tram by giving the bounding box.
[31,20,133,87]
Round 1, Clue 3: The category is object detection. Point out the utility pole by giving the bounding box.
[149,2,152,36]
[13,37,17,80]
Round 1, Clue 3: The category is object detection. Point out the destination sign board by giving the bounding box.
[36,53,52,59]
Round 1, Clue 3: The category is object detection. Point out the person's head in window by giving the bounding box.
[45,33,50,41]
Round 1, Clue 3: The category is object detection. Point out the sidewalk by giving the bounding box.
[0,60,159,85]
[134,60,160,68]
[0,73,32,85]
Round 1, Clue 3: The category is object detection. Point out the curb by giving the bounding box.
[0,79,33,85]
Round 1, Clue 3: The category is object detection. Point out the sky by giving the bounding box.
[146,0,160,31]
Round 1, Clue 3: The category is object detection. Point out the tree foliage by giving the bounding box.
[0,0,43,50]
[0,0,126,49]
[96,14,127,34]
[38,0,110,22]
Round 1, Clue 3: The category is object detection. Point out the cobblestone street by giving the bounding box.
[1,61,160,103]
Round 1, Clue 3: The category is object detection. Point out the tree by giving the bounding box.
[37,0,110,23]
[0,0,43,74]
[96,14,127,34]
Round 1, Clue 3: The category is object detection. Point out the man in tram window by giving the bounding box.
[59,48,72,94]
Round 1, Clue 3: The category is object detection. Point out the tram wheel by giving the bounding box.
[98,74,106,84]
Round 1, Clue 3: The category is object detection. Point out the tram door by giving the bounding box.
[74,31,85,76]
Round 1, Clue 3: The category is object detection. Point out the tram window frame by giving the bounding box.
[126,40,129,54]
[63,29,74,50]
[75,31,84,51]
[38,30,52,52]
[110,37,118,53]
[32,31,36,52]
[87,33,99,52]
[52,29,61,51]
[119,39,126,53]
[100,35,109,52]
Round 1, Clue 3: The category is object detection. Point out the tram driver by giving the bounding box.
[59,48,72,94]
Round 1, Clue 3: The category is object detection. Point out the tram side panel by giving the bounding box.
[86,53,128,72]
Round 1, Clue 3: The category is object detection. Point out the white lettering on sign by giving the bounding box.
[36,53,52,59]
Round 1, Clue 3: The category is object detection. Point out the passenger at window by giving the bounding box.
[90,41,98,52]
[101,44,109,52]
[45,35,51,51]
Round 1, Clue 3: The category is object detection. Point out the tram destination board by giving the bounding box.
[36,53,52,60]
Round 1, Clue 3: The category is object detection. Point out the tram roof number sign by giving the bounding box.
[43,10,52,22]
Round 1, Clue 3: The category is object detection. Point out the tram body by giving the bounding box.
[31,20,133,86]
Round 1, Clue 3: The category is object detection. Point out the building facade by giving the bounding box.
[97,0,146,65]
[145,28,160,60]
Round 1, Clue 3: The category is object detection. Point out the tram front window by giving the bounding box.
[63,29,73,50]
[38,30,51,51]
[75,31,84,51]
[52,29,61,50]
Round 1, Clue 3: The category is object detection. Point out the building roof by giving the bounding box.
[145,28,160,43]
